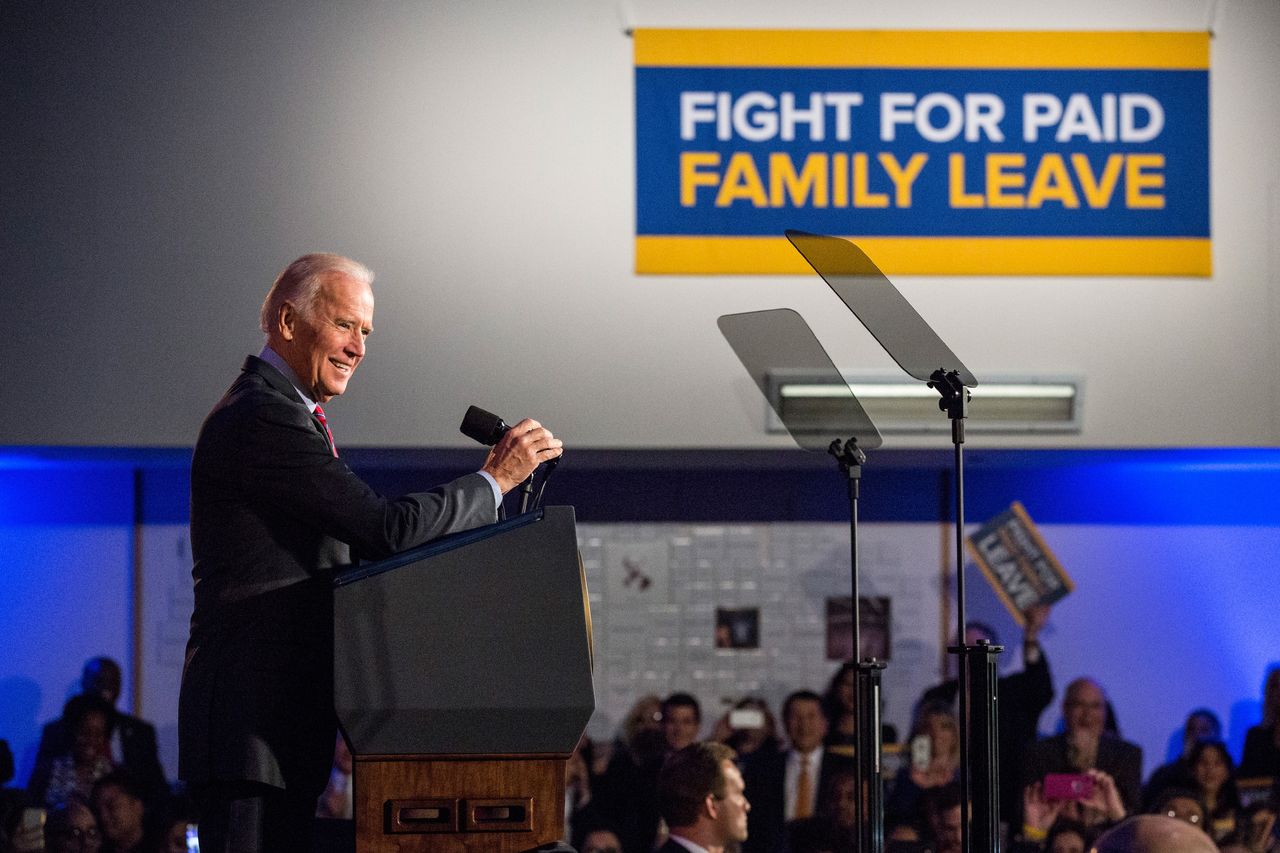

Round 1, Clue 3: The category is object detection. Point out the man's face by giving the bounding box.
[1063,680,1106,739]
[933,804,963,853]
[280,273,374,403]
[712,759,751,844]
[785,697,828,754]
[93,784,144,844]
[83,660,121,706]
[73,710,109,766]
[663,705,700,751]
[581,829,623,853]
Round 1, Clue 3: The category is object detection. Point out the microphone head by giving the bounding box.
[460,405,510,446]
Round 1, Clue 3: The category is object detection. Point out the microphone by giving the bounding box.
[460,405,511,446]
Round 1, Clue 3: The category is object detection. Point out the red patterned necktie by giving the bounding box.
[314,405,338,457]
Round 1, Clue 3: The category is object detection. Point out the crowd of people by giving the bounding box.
[566,614,1280,853]
[2,641,1278,853]
[0,659,197,853]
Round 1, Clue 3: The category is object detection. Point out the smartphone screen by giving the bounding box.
[910,734,931,770]
[1043,772,1095,800]
[186,823,200,853]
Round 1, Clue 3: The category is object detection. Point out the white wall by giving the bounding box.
[3,0,1278,449]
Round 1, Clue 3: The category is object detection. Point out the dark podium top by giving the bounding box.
[333,506,593,757]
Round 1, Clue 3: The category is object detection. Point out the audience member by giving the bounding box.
[1241,668,1280,780]
[742,690,854,853]
[1023,678,1142,814]
[823,661,898,752]
[1218,799,1278,853]
[28,694,118,809]
[920,782,963,853]
[1091,813,1217,853]
[919,605,1055,827]
[44,796,103,853]
[314,733,352,821]
[1042,818,1092,853]
[91,771,159,853]
[595,692,699,853]
[1141,708,1222,811]
[1151,786,1207,830]
[655,742,749,853]
[566,737,610,849]
[1189,739,1241,842]
[886,701,960,825]
[662,693,703,754]
[785,768,856,853]
[33,659,167,812]
[580,826,624,853]
[709,697,781,761]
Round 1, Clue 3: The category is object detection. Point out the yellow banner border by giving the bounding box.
[634,29,1209,70]
[635,235,1211,276]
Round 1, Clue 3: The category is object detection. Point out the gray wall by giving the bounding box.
[4,0,1280,449]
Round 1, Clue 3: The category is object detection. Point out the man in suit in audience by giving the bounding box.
[918,605,1055,827]
[32,657,167,811]
[656,742,750,853]
[1022,677,1143,814]
[742,690,854,853]
[178,253,562,853]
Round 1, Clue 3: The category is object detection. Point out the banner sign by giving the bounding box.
[635,30,1210,276]
[965,501,1074,624]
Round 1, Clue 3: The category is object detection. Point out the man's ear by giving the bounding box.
[703,793,720,821]
[277,301,298,341]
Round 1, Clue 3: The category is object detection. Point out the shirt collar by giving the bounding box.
[790,745,824,766]
[666,835,710,853]
[259,345,318,413]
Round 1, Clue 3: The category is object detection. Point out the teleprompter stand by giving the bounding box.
[718,309,887,852]
[785,230,1000,853]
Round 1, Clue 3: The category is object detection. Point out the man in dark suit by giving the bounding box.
[1022,677,1143,819]
[178,253,562,853]
[742,690,854,853]
[917,605,1055,828]
[31,657,168,811]
[655,742,750,853]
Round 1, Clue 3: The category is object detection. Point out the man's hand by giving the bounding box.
[1023,603,1050,642]
[481,417,564,493]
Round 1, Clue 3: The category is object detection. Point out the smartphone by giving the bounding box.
[1044,772,1095,800]
[186,822,200,852]
[910,734,931,770]
[729,708,764,729]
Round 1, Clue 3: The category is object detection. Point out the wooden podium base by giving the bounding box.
[354,754,568,853]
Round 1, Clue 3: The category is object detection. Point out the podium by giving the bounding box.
[332,506,594,852]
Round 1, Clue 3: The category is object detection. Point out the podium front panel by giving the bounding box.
[334,506,593,756]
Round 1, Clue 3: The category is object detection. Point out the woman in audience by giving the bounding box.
[28,694,118,809]
[1141,708,1222,811]
[885,701,960,824]
[821,661,858,752]
[1189,739,1241,842]
[1241,668,1280,780]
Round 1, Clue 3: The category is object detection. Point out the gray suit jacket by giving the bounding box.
[178,356,496,793]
